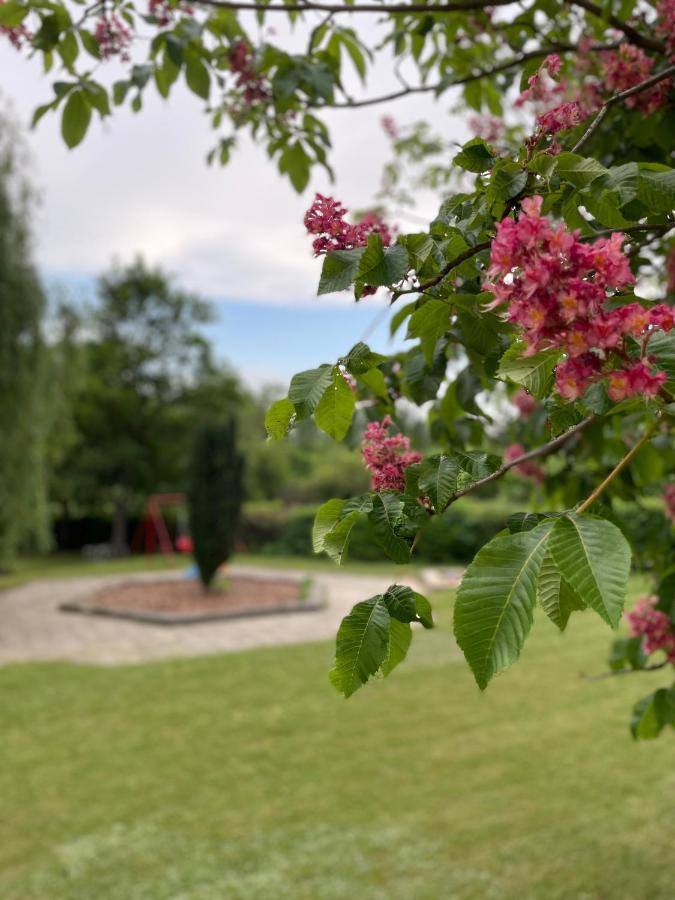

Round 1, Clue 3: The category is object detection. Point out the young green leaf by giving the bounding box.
[287,365,334,416]
[264,397,295,440]
[317,248,364,295]
[314,371,356,441]
[329,596,391,697]
[630,687,675,740]
[369,493,411,564]
[312,498,345,554]
[61,89,92,148]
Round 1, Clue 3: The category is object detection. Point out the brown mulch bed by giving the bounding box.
[60,575,322,624]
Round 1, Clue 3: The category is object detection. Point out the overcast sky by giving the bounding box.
[1,18,470,384]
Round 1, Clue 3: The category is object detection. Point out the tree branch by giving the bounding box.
[192,0,515,14]
[572,64,675,153]
[394,239,493,297]
[576,418,660,514]
[441,414,596,511]
[564,0,665,54]
[582,661,668,681]
[328,42,620,109]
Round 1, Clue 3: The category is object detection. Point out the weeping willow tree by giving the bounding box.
[0,110,50,568]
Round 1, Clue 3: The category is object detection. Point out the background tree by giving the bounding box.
[53,259,215,553]
[0,109,50,569]
[187,418,244,587]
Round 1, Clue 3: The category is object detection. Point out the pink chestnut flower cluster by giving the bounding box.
[665,483,675,523]
[380,116,399,140]
[503,443,546,485]
[94,14,132,61]
[147,0,194,26]
[228,39,269,106]
[1,0,31,48]
[304,193,392,257]
[515,54,583,137]
[600,44,670,115]
[468,114,504,144]
[658,0,675,61]
[626,597,675,663]
[362,416,422,493]
[484,196,673,403]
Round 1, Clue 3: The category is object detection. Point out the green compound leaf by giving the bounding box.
[369,492,412,564]
[537,552,586,631]
[381,618,412,676]
[548,514,631,628]
[329,595,391,697]
[454,520,554,689]
[61,88,92,148]
[287,365,334,416]
[355,234,409,288]
[630,686,675,740]
[312,499,345,554]
[264,397,295,440]
[314,371,356,441]
[497,343,561,399]
[415,451,499,512]
[406,299,452,364]
[453,137,496,173]
[318,248,365,295]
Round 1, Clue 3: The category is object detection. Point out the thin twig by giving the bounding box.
[576,418,660,514]
[192,0,515,14]
[327,43,619,109]
[572,64,675,153]
[581,661,668,682]
[395,239,492,297]
[440,415,596,512]
[563,0,665,53]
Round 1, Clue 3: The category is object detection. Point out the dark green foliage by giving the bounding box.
[187,419,244,588]
[0,113,50,567]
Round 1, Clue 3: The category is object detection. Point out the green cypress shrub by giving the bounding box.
[187,419,244,588]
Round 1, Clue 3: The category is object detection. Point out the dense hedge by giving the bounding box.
[239,498,521,564]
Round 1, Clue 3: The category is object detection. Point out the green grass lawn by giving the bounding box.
[0,579,672,899]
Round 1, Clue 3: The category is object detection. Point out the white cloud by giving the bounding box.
[1,16,470,306]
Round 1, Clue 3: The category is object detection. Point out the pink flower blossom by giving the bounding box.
[381,115,398,139]
[626,597,675,662]
[600,44,670,114]
[468,114,503,144]
[665,484,675,522]
[512,389,537,418]
[94,14,132,61]
[229,39,269,105]
[667,246,675,295]
[147,0,193,26]
[658,0,675,61]
[362,416,422,493]
[484,197,670,403]
[304,193,392,256]
[535,101,582,135]
[0,0,31,48]
[504,443,546,484]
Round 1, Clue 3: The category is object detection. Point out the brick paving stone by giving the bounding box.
[0,566,426,666]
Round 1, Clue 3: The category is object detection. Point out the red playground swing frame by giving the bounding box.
[131,493,192,555]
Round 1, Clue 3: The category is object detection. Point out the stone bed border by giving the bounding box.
[59,572,327,626]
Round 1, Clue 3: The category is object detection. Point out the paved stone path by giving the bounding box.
[0,566,439,666]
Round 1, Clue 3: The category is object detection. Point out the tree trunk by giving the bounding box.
[111,494,129,557]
